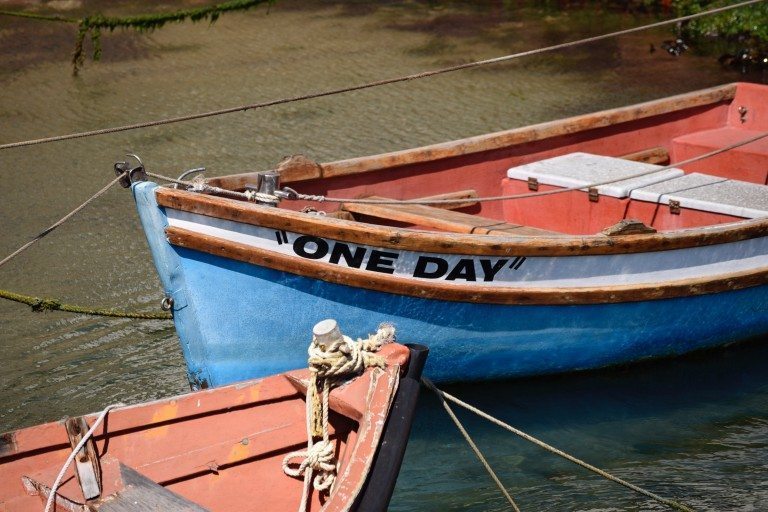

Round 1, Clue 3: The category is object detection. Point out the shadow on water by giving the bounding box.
[393,337,768,511]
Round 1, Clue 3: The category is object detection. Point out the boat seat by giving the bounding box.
[672,127,768,184]
[342,196,561,236]
[94,463,210,511]
[21,456,209,512]
[626,173,768,230]
[501,152,684,234]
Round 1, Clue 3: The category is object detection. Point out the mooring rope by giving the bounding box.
[44,404,124,512]
[423,379,694,512]
[0,174,122,270]
[0,170,172,320]
[282,323,393,512]
[0,289,172,319]
[291,129,768,206]
[0,0,762,151]
[422,378,521,511]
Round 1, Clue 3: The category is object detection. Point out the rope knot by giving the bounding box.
[282,439,337,493]
[244,189,280,205]
[31,297,62,312]
[307,323,394,380]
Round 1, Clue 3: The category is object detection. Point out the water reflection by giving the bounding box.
[393,339,768,510]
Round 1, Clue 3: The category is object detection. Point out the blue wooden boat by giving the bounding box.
[130,82,768,388]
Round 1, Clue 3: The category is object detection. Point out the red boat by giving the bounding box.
[0,331,427,511]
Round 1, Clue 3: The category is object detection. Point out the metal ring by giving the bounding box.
[160,297,174,311]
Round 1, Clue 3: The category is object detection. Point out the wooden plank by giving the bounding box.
[155,187,768,257]
[413,189,478,210]
[329,190,477,220]
[96,464,209,512]
[620,147,670,165]
[65,417,101,501]
[342,196,558,236]
[164,226,768,305]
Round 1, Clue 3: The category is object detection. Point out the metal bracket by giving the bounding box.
[588,187,599,202]
[114,154,147,188]
[738,106,748,124]
[669,199,681,215]
[245,171,281,206]
[527,177,539,191]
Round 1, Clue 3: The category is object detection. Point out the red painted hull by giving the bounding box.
[0,344,415,512]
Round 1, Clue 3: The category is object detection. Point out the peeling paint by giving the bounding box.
[144,402,179,439]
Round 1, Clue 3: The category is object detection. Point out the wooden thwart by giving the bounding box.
[341,196,559,236]
[96,464,209,511]
[619,146,670,165]
[328,189,478,220]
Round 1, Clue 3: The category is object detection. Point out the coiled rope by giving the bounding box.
[282,323,394,512]
[422,378,694,512]
[0,0,762,151]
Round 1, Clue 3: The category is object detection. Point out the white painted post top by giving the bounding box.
[313,319,343,345]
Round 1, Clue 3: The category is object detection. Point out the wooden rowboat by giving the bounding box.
[130,81,768,386]
[0,339,427,511]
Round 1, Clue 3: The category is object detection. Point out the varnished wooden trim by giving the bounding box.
[156,187,768,257]
[316,84,736,179]
[166,226,768,305]
[205,84,736,189]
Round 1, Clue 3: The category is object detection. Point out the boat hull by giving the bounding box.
[134,183,768,386]
[0,343,424,512]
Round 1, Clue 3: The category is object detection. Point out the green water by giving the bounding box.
[1,1,765,509]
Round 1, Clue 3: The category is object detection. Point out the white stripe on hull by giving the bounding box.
[166,209,768,288]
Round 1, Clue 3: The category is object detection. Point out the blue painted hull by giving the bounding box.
[133,182,768,387]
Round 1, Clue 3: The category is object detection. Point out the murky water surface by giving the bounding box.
[1,1,766,509]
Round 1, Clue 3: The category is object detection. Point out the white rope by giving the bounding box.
[282,324,394,512]
[44,403,123,512]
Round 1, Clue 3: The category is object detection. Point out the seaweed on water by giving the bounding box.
[1,0,275,75]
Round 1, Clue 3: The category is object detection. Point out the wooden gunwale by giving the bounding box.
[166,226,768,305]
[156,187,768,257]
[206,83,737,188]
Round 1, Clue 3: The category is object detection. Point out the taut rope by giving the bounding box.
[0,0,762,151]
[422,378,521,511]
[423,379,695,512]
[282,322,394,512]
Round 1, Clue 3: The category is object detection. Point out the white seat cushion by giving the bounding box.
[506,152,684,198]
[629,173,768,219]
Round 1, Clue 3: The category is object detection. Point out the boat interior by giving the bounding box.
[0,351,403,512]
[201,82,768,237]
